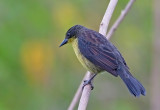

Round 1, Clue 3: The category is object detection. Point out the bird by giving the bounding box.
[59,25,146,97]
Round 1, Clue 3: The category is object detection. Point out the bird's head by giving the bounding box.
[59,25,83,47]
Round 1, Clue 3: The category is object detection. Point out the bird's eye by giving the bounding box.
[67,33,70,36]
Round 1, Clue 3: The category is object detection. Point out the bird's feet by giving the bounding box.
[82,74,97,90]
[82,80,94,90]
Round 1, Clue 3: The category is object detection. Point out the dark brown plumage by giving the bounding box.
[59,25,146,97]
[77,27,129,77]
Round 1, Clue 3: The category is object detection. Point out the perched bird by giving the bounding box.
[59,25,146,97]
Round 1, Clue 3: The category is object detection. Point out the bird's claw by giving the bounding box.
[82,80,94,90]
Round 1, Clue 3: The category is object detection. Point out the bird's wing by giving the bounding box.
[117,50,129,69]
[112,44,129,69]
[78,31,119,77]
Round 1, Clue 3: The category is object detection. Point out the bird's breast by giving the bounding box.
[72,38,102,73]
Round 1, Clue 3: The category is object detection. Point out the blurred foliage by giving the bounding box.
[0,0,152,110]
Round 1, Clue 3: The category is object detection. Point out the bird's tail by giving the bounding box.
[117,65,146,97]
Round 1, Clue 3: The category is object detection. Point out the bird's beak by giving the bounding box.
[59,39,68,47]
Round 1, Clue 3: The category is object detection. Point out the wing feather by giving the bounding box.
[78,34,118,76]
[77,29,129,76]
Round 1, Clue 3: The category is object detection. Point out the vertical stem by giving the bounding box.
[106,0,135,39]
[78,72,92,110]
[99,0,118,36]
[68,74,87,110]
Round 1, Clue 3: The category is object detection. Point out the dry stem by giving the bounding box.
[106,0,135,39]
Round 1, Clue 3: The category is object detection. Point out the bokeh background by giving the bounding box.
[1,0,159,110]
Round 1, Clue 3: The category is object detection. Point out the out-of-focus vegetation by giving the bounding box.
[0,0,152,110]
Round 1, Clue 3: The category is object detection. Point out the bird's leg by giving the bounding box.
[82,73,97,90]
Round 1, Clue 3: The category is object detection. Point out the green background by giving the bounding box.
[0,0,152,110]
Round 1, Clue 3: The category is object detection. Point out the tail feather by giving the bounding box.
[117,66,146,97]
